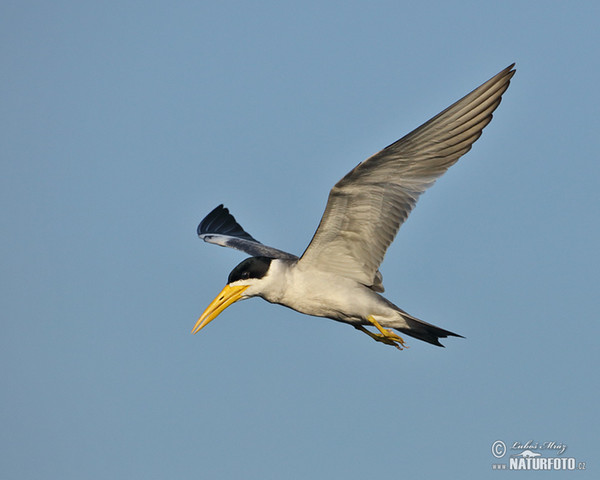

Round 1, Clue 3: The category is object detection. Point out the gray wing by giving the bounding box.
[298,64,515,288]
[198,204,298,260]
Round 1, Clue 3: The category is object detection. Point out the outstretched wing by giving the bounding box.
[298,64,515,288]
[198,205,298,260]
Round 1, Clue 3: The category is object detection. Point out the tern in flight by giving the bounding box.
[192,64,515,350]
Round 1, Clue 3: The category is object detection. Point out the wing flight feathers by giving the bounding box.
[298,65,515,288]
[198,205,297,260]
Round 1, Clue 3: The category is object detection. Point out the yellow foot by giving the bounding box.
[355,316,409,350]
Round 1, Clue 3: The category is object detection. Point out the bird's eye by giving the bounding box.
[242,271,250,279]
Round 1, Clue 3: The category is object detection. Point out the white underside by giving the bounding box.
[242,259,408,329]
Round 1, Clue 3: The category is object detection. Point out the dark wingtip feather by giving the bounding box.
[197,205,259,242]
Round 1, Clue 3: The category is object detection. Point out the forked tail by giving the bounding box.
[396,311,464,347]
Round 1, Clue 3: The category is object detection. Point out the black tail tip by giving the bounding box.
[398,317,464,347]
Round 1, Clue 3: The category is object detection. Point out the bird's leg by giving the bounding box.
[354,325,403,349]
[354,316,408,350]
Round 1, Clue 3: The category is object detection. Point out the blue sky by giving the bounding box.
[2,1,598,478]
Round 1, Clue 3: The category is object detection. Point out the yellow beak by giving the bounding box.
[191,284,250,335]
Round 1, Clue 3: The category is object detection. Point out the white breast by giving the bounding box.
[255,259,399,324]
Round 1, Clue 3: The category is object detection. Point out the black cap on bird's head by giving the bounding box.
[228,256,273,284]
